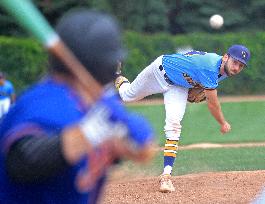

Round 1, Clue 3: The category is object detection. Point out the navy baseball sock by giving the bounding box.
[163,139,178,175]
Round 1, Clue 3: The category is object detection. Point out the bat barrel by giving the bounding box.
[1,0,57,47]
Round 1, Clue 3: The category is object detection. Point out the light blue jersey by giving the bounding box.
[162,51,227,89]
[0,80,15,100]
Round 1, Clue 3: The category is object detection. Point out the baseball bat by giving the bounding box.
[0,0,102,102]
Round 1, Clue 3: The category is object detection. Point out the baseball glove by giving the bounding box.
[187,87,206,103]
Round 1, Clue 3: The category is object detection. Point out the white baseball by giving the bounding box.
[209,14,224,29]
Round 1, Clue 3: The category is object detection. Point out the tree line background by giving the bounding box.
[0,0,264,36]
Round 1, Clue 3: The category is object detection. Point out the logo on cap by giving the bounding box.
[242,51,247,59]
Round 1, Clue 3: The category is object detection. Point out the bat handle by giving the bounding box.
[116,61,122,75]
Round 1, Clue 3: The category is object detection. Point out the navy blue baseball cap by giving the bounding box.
[227,44,251,66]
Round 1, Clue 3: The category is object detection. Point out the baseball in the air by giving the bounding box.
[209,14,224,29]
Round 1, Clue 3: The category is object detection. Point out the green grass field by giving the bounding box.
[122,146,265,176]
[124,101,265,176]
[129,101,265,145]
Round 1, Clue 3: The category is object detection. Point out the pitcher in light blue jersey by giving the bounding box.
[0,72,15,119]
[115,44,251,193]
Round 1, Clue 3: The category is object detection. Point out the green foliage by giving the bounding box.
[0,36,47,92]
[0,0,264,35]
[108,0,168,33]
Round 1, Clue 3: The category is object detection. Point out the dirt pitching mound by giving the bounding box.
[101,170,265,204]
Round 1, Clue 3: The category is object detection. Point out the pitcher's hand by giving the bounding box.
[220,121,231,134]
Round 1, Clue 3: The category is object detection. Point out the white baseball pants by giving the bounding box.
[119,56,188,140]
[0,98,11,119]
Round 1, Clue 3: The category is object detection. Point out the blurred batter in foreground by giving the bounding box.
[0,9,154,204]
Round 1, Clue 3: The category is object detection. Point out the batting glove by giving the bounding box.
[79,87,154,149]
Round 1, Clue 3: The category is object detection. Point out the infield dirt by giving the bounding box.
[102,170,265,204]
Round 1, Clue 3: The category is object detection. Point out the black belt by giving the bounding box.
[159,65,174,85]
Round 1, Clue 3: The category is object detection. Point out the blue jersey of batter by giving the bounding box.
[0,77,105,204]
[162,51,227,89]
[0,80,15,100]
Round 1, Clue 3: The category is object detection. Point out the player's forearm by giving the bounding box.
[205,89,226,125]
[207,100,226,125]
